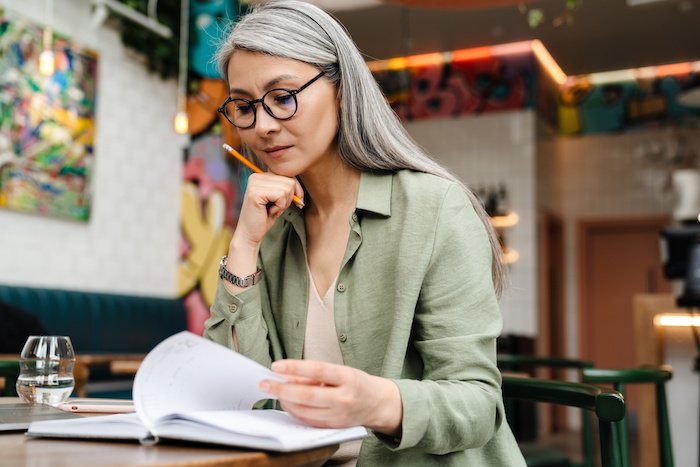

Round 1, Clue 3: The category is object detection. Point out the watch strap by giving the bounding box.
[219,256,262,288]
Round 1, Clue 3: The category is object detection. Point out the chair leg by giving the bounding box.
[581,410,595,467]
[656,383,674,467]
[599,420,623,467]
[613,383,630,467]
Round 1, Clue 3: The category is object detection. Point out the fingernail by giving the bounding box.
[260,382,270,392]
[271,361,285,372]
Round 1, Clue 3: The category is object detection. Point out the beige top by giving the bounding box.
[303,272,362,467]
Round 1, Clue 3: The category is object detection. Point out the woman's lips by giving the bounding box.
[264,146,292,158]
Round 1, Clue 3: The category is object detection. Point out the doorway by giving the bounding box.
[578,216,672,369]
[577,215,672,435]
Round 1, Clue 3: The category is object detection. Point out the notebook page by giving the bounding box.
[133,331,284,430]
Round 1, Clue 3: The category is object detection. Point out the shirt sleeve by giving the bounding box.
[377,183,505,454]
[203,277,281,368]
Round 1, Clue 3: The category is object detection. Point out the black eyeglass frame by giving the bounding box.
[218,71,326,129]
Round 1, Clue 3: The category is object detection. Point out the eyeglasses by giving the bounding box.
[218,71,325,129]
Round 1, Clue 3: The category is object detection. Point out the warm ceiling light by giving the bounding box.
[655,313,700,327]
[451,46,491,63]
[531,40,567,86]
[39,48,55,76]
[173,110,189,135]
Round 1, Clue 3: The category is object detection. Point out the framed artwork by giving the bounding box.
[0,10,98,221]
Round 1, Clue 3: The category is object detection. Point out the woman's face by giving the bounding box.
[226,51,339,178]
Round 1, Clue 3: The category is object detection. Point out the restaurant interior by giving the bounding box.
[1,0,699,466]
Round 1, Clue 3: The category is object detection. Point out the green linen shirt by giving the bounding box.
[205,169,526,466]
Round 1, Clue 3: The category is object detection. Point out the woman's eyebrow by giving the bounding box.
[229,74,300,95]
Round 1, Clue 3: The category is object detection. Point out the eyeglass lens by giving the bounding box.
[224,89,297,128]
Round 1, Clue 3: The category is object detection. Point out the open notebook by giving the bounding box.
[27,332,367,452]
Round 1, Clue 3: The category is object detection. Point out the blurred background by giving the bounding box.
[0,1,698,465]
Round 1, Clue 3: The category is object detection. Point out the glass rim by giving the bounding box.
[25,335,73,340]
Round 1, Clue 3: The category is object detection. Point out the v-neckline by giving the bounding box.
[307,263,338,305]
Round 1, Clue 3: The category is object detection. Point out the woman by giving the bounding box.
[204,1,525,465]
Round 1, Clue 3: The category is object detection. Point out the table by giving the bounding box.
[110,359,142,376]
[0,399,337,467]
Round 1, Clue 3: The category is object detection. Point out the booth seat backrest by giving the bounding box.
[0,285,187,354]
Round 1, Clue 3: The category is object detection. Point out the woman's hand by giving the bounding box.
[259,360,403,436]
[221,173,303,295]
[233,172,305,249]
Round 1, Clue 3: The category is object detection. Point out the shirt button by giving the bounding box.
[229,304,238,313]
[351,212,358,222]
[338,333,347,342]
[337,283,346,293]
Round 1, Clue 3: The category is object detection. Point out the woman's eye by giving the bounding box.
[274,93,294,106]
[236,105,253,115]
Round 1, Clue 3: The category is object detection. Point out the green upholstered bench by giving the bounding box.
[0,284,187,398]
[0,284,186,354]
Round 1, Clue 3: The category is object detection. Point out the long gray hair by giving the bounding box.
[216,0,507,297]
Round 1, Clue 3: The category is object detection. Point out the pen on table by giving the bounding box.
[222,143,305,209]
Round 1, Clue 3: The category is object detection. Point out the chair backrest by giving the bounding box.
[498,354,595,467]
[582,366,674,467]
[0,360,20,397]
[502,375,626,467]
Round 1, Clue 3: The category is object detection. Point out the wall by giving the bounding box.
[404,110,537,336]
[0,0,183,297]
[537,127,700,356]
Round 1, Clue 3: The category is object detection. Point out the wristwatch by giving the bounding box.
[218,256,262,288]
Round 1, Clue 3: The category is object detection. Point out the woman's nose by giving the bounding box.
[254,106,281,135]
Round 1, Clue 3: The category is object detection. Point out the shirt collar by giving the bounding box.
[356,171,392,217]
[283,170,393,223]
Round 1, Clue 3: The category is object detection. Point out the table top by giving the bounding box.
[0,399,337,467]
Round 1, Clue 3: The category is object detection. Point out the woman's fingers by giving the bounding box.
[277,400,339,428]
[247,173,299,210]
[262,378,339,408]
[271,359,347,386]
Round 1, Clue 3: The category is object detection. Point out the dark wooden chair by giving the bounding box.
[0,360,20,396]
[582,366,674,467]
[498,354,595,467]
[502,375,626,467]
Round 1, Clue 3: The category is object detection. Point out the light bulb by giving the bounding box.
[39,49,55,76]
[173,110,189,134]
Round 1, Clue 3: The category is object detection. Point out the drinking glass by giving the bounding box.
[16,336,76,406]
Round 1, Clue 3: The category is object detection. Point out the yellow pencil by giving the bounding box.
[222,144,305,209]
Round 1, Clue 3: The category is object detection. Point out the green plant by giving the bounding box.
[112,0,181,79]
[521,0,582,29]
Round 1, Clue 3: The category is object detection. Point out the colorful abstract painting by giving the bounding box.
[0,10,97,221]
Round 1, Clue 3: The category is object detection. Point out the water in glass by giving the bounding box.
[16,336,76,406]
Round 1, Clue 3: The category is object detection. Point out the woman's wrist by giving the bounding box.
[367,376,403,437]
[228,236,260,270]
[222,237,261,294]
